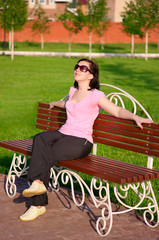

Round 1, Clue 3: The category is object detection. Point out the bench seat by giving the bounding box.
[1,139,159,185]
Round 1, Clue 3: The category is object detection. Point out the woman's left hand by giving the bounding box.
[134,116,154,129]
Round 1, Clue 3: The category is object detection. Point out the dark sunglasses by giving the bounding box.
[74,64,92,73]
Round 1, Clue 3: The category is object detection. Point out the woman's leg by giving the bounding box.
[44,134,93,185]
[20,131,64,221]
[20,132,92,221]
[29,133,92,206]
[27,130,64,188]
[24,131,92,203]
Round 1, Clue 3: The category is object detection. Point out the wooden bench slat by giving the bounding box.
[73,156,156,181]
[95,118,159,137]
[58,160,128,185]
[97,113,159,130]
[37,114,66,123]
[58,157,159,184]
[94,124,159,144]
[36,119,63,128]
[0,139,32,145]
[90,154,159,177]
[36,124,59,131]
[0,140,32,155]
[93,137,159,157]
[38,108,67,118]
[78,157,152,179]
[0,139,32,148]
[76,157,139,181]
[69,158,141,183]
[93,130,159,151]
[39,102,50,108]
[94,157,158,179]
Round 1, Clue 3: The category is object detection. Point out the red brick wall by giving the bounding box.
[28,3,67,20]
[0,21,158,44]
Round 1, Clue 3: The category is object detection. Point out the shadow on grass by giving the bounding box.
[99,59,159,92]
[94,43,127,53]
[0,155,11,174]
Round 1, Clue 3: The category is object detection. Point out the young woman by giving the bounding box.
[20,58,153,221]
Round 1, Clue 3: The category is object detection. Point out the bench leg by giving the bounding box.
[49,165,65,191]
[52,169,113,237]
[113,181,159,228]
[6,152,29,198]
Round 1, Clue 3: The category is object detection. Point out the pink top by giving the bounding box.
[59,87,105,143]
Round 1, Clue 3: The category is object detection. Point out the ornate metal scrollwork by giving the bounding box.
[100,83,152,119]
[113,181,159,228]
[6,152,29,198]
[49,165,64,191]
[51,168,113,237]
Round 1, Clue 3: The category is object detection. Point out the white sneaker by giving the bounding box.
[22,181,47,197]
[19,206,46,221]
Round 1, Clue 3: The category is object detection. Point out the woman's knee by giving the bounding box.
[33,130,63,147]
[33,131,48,142]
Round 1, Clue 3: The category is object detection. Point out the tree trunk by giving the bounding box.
[131,34,134,54]
[9,31,12,50]
[11,27,14,61]
[101,34,104,50]
[89,32,92,60]
[68,31,72,58]
[145,30,149,61]
[41,33,44,50]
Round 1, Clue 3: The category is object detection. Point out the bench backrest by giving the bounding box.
[37,102,159,159]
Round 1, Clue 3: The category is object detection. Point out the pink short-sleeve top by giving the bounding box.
[59,87,105,143]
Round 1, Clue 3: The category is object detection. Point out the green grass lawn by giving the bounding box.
[1,41,159,53]
[0,55,159,213]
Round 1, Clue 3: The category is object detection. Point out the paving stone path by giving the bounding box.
[0,174,159,240]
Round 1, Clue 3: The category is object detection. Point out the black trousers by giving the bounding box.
[27,130,93,206]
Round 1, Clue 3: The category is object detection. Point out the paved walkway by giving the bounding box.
[1,50,159,59]
[0,174,159,240]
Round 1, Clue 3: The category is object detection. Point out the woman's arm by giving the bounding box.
[49,100,66,110]
[98,96,154,129]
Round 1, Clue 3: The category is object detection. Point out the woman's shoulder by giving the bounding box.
[68,87,76,97]
[91,88,105,98]
[70,86,76,91]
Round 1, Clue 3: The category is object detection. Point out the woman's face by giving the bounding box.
[74,61,93,83]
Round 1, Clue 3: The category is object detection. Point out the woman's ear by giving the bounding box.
[88,73,93,80]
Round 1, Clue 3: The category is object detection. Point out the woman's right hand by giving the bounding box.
[48,100,66,110]
[49,102,55,110]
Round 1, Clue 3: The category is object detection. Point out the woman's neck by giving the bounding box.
[77,82,90,92]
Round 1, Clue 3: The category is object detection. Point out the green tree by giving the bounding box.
[121,1,144,54]
[85,0,109,59]
[121,0,159,60]
[93,0,109,50]
[31,4,50,50]
[0,0,27,60]
[58,8,84,56]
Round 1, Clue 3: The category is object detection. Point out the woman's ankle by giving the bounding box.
[36,205,43,209]
[34,180,43,184]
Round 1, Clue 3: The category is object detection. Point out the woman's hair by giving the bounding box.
[74,58,100,90]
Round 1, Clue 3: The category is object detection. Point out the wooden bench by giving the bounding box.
[0,87,159,237]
